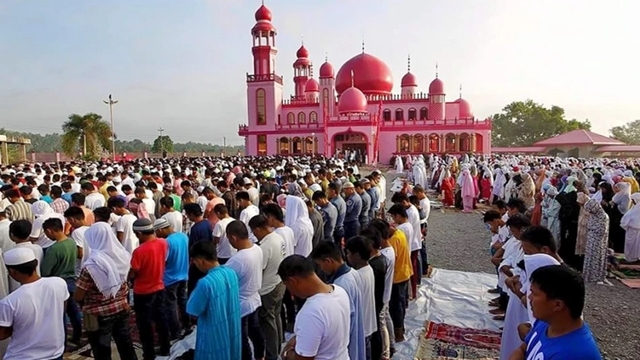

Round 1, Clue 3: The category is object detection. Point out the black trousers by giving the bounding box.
[390,281,409,329]
[86,310,138,360]
[187,264,205,296]
[134,291,171,360]
[241,310,265,360]
[165,280,189,338]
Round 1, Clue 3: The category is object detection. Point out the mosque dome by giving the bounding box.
[319,61,335,78]
[335,53,393,95]
[296,45,309,59]
[429,77,445,94]
[305,78,319,92]
[455,98,473,118]
[252,21,276,33]
[338,86,368,114]
[293,57,311,67]
[255,4,272,22]
[401,72,417,87]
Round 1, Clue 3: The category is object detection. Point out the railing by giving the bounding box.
[275,122,323,130]
[282,97,319,105]
[380,117,492,127]
[246,73,283,85]
[367,92,430,101]
[0,135,31,144]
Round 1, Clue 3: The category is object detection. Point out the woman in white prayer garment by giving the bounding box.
[394,155,404,174]
[620,193,640,263]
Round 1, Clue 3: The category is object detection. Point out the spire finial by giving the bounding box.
[261,0,264,5]
[459,84,463,98]
[435,62,439,78]
[407,54,411,72]
[325,52,328,62]
[350,70,355,87]
[361,32,365,53]
[301,34,304,46]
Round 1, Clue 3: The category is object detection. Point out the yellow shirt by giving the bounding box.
[389,229,413,283]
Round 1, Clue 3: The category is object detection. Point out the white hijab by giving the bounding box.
[284,195,314,254]
[523,253,561,324]
[83,222,132,298]
[621,193,640,231]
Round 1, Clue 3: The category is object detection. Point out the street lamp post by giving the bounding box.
[158,127,165,157]
[103,94,118,161]
[311,132,316,155]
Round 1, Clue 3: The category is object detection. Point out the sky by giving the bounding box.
[0,0,639,145]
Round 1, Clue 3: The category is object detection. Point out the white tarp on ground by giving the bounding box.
[394,268,501,359]
[159,268,500,360]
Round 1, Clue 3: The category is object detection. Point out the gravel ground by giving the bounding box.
[424,205,640,360]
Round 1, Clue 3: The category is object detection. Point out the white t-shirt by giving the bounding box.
[85,192,105,210]
[226,244,263,317]
[116,213,139,253]
[0,277,69,360]
[397,222,414,250]
[142,198,156,218]
[212,217,237,259]
[258,232,286,296]
[419,197,431,224]
[162,211,183,234]
[71,226,90,277]
[406,205,422,251]
[9,243,44,292]
[356,265,378,337]
[380,246,395,304]
[274,226,295,257]
[239,205,260,243]
[30,212,66,249]
[294,285,350,360]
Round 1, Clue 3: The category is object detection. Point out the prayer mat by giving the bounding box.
[618,263,640,271]
[424,321,502,350]
[415,337,499,360]
[619,279,640,288]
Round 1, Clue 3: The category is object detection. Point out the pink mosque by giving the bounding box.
[238,3,492,164]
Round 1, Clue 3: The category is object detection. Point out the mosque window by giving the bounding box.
[323,89,329,111]
[278,114,281,124]
[395,109,404,121]
[310,111,318,123]
[408,108,417,121]
[256,88,266,125]
[383,109,391,121]
[287,112,295,124]
[258,135,267,155]
[298,112,306,124]
[420,107,428,120]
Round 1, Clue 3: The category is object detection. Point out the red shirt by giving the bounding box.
[131,238,168,295]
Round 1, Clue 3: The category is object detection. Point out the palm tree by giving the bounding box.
[61,113,112,159]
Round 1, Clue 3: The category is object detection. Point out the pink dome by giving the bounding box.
[252,21,275,33]
[401,72,417,87]
[319,61,334,78]
[293,58,311,67]
[296,45,309,58]
[335,53,393,95]
[455,98,473,118]
[255,4,272,22]
[305,78,319,92]
[429,78,444,94]
[338,87,368,114]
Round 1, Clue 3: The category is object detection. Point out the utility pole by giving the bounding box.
[158,127,165,155]
[103,94,118,161]
[223,136,227,151]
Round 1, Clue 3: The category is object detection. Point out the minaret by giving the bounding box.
[428,63,446,121]
[293,39,312,99]
[401,54,418,97]
[250,2,278,77]
[319,54,336,116]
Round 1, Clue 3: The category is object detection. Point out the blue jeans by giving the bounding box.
[65,278,82,343]
[344,221,360,241]
[164,280,189,338]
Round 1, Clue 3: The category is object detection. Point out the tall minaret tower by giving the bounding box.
[319,55,336,117]
[428,63,446,121]
[293,41,312,99]
[250,2,278,77]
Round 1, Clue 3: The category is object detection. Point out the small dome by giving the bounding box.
[338,87,368,114]
[335,53,393,95]
[401,72,417,87]
[255,4,272,22]
[455,98,473,118]
[319,61,334,78]
[252,21,275,33]
[296,45,309,59]
[293,58,311,68]
[305,78,319,92]
[429,78,444,94]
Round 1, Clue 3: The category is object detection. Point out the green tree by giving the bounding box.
[152,135,174,153]
[491,100,591,147]
[61,113,113,160]
[610,120,640,145]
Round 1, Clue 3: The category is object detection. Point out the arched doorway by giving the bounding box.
[398,134,410,152]
[333,131,368,158]
[445,133,456,153]
[413,134,424,153]
[459,133,470,152]
[428,134,440,152]
[475,133,484,153]
[292,137,303,154]
[305,136,316,154]
[278,138,290,154]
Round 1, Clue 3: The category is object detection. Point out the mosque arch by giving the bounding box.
[399,134,410,152]
[420,107,428,120]
[445,133,456,153]
[428,134,440,152]
[395,108,404,121]
[567,147,579,158]
[383,108,391,121]
[413,134,424,153]
[309,111,318,123]
[459,133,471,152]
[304,136,316,153]
[256,88,266,125]
[287,112,295,124]
[257,135,267,155]
[332,131,368,157]
[298,112,306,124]
[278,137,290,154]
[292,137,303,154]
[475,133,483,152]
[408,108,417,121]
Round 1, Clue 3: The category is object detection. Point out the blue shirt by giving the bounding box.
[40,195,53,204]
[331,265,366,360]
[164,232,189,286]
[187,266,241,360]
[330,195,346,228]
[62,193,73,204]
[318,202,337,242]
[525,320,601,360]
[344,193,362,224]
[188,220,213,248]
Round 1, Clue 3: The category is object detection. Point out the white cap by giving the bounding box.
[4,247,37,266]
[243,178,253,185]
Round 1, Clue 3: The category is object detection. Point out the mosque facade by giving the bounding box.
[238,3,492,164]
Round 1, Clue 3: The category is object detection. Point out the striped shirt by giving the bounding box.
[5,200,34,223]
[50,198,69,215]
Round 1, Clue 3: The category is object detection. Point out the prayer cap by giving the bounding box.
[4,247,36,266]
[360,178,370,184]
[342,182,355,189]
[153,218,171,231]
[243,178,253,185]
[132,218,154,232]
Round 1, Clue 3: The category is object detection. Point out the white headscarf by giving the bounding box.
[621,193,640,231]
[31,200,53,217]
[523,253,561,324]
[83,222,131,298]
[284,195,314,255]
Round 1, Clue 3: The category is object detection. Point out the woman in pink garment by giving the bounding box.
[460,168,477,213]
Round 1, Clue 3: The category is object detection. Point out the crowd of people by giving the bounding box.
[0,152,635,359]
